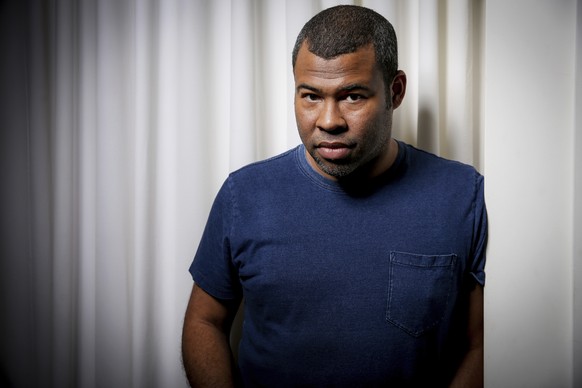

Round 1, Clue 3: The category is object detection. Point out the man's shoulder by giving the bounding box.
[398,141,484,201]
[401,141,482,179]
[227,146,300,183]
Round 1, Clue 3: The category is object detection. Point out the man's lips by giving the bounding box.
[316,142,353,160]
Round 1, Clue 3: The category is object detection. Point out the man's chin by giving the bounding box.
[314,157,357,179]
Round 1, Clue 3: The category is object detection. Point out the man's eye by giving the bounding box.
[303,93,320,102]
[345,94,364,102]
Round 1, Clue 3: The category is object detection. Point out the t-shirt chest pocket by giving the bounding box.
[386,251,457,337]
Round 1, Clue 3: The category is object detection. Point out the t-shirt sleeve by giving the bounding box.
[189,178,242,300]
[470,173,488,286]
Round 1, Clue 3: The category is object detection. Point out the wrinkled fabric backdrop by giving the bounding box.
[1,0,580,387]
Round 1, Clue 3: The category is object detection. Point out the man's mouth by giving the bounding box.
[316,142,353,160]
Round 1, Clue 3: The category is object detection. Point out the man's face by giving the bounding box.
[294,43,396,180]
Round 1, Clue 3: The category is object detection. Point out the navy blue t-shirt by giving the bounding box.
[190,141,487,387]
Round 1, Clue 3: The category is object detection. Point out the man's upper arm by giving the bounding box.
[448,283,484,388]
[182,284,242,387]
[184,284,240,332]
[467,283,484,349]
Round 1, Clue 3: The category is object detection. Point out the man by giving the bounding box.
[182,5,487,387]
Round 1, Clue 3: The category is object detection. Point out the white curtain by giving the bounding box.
[0,1,482,387]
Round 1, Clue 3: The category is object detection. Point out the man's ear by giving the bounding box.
[391,70,407,109]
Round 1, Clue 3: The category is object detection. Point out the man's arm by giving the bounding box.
[449,284,484,388]
[181,284,241,388]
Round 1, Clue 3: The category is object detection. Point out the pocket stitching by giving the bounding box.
[386,252,456,337]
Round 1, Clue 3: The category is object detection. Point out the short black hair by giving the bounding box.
[292,5,398,88]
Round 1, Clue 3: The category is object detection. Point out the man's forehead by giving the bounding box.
[293,43,381,84]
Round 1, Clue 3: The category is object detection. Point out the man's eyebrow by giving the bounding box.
[296,83,371,93]
[296,83,322,93]
[339,83,372,92]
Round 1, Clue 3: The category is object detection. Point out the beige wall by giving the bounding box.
[483,0,579,386]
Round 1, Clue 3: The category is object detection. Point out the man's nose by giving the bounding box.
[316,100,347,133]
